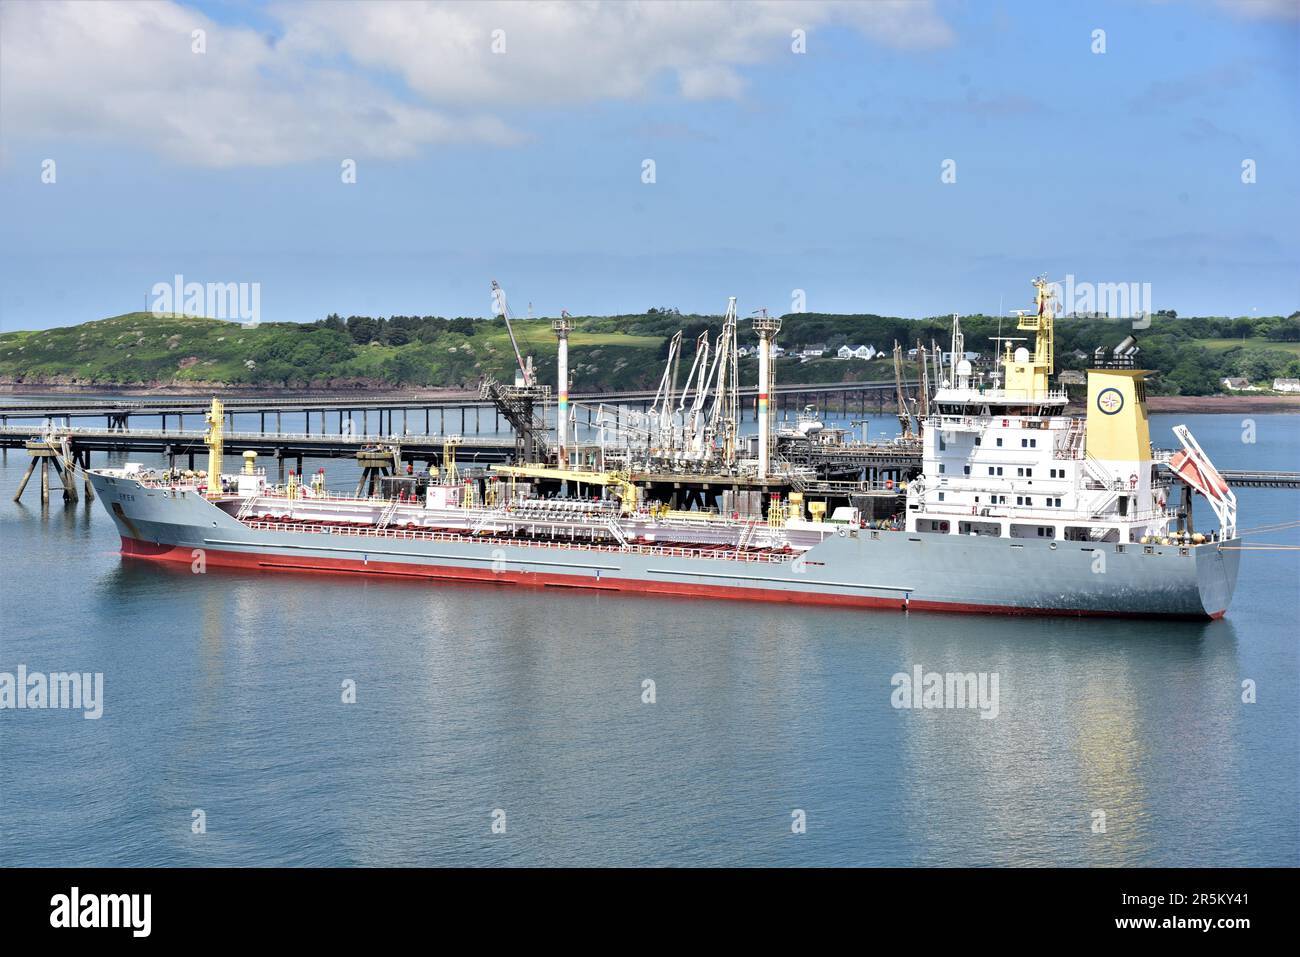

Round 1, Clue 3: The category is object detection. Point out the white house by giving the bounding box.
[1221,377,1254,391]
[837,344,878,360]
[1274,378,1300,393]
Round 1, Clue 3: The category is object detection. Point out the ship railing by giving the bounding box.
[914,503,1178,523]
[240,520,794,564]
[922,414,983,432]
[795,478,905,495]
[15,424,511,446]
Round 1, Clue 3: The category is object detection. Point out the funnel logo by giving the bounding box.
[1097,388,1124,415]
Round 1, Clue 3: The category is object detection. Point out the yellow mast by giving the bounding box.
[204,397,224,498]
[1001,277,1056,400]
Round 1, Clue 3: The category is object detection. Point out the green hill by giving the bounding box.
[1,308,1297,395]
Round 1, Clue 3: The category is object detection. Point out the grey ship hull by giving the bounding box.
[89,472,1239,620]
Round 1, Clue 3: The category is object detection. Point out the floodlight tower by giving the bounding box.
[752,311,782,480]
[551,313,573,467]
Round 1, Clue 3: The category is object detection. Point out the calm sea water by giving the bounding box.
[1,410,1296,866]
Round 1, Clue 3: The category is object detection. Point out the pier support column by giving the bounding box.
[54,453,78,503]
[80,450,94,502]
[13,457,37,502]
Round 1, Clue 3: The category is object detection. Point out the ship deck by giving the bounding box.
[238,517,798,563]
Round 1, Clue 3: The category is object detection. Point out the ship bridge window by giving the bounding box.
[963,465,971,475]
[996,438,1003,447]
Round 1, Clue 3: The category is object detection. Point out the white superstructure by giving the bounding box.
[907,278,1233,546]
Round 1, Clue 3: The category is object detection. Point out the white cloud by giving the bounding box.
[1214,0,1300,21]
[278,0,955,105]
[0,0,954,168]
[0,0,521,167]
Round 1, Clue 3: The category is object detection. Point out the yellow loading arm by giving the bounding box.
[204,397,224,499]
[494,464,639,515]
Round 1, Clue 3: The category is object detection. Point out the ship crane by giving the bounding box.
[483,279,551,463]
[491,279,533,387]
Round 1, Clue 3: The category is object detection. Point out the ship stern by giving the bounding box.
[1196,539,1241,619]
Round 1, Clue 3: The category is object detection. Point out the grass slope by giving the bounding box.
[2,310,1298,394]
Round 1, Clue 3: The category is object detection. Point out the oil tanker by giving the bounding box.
[87,281,1240,619]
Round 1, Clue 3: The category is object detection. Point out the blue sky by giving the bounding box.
[1,0,1296,331]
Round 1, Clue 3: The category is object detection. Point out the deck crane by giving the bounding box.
[482,279,550,462]
[491,279,534,387]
